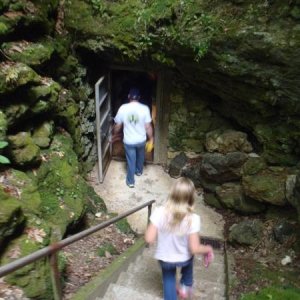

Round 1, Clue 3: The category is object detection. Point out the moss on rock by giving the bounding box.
[242,169,288,206]
[0,62,40,95]
[1,221,52,299]
[27,133,99,238]
[1,40,55,67]
[32,121,54,148]
[0,190,25,246]
[2,169,42,215]
[0,110,7,140]
[8,132,41,167]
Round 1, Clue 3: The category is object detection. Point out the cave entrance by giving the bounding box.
[95,66,169,183]
[110,68,157,163]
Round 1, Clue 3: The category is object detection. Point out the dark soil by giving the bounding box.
[221,209,300,299]
[62,214,136,299]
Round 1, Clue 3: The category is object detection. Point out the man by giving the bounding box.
[113,88,154,188]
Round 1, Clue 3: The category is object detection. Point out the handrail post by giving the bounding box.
[49,252,62,300]
[147,202,153,225]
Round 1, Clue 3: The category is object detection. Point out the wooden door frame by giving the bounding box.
[109,65,170,165]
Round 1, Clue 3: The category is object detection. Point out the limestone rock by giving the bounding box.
[200,152,248,183]
[1,221,52,300]
[0,110,7,140]
[242,169,288,206]
[216,183,265,214]
[1,40,55,67]
[205,130,253,154]
[0,62,40,95]
[32,121,54,148]
[229,220,264,245]
[0,189,25,246]
[168,152,188,178]
[8,132,41,167]
[2,169,42,214]
[203,193,223,209]
[241,156,267,176]
[287,173,300,221]
[273,220,298,244]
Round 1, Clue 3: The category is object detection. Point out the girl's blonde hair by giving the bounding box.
[165,177,196,230]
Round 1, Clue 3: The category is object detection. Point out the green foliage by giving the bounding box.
[0,22,8,35]
[115,218,135,235]
[0,140,10,164]
[97,242,118,257]
[241,286,300,300]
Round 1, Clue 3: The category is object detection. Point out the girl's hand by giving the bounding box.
[203,247,214,268]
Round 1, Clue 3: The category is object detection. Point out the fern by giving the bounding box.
[0,141,10,164]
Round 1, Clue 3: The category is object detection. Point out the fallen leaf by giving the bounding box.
[26,228,46,243]
[105,251,112,258]
[7,246,21,259]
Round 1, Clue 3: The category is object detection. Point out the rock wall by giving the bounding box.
[1,0,300,297]
[0,1,105,298]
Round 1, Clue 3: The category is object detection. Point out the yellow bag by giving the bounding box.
[145,141,154,152]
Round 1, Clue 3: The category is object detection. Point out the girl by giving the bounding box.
[145,177,214,300]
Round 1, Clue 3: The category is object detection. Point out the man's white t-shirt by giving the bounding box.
[114,102,152,145]
[150,206,201,263]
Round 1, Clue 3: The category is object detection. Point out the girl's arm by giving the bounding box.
[145,223,157,244]
[189,233,213,255]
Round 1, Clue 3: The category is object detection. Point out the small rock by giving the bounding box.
[95,212,102,218]
[281,255,292,266]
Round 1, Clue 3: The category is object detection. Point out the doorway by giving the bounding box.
[110,69,158,162]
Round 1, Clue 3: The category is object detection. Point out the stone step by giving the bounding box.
[194,279,226,298]
[117,269,163,298]
[101,245,226,299]
[100,283,162,300]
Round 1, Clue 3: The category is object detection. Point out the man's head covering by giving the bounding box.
[128,88,140,100]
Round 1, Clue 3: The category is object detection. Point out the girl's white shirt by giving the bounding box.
[150,206,201,263]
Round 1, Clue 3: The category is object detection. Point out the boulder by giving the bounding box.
[0,62,40,95]
[204,193,223,209]
[2,169,42,215]
[205,129,253,154]
[273,220,298,244]
[8,132,41,167]
[200,152,248,183]
[286,173,300,221]
[31,133,90,238]
[1,220,53,300]
[181,160,216,192]
[168,152,188,178]
[229,219,264,245]
[241,155,267,176]
[1,40,55,67]
[32,121,54,148]
[0,188,25,247]
[242,168,288,206]
[216,183,266,214]
[3,79,61,127]
[0,110,7,140]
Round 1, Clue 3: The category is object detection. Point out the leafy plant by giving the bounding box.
[97,242,118,257]
[0,141,10,164]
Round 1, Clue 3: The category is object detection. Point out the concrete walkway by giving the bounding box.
[89,160,224,238]
[89,160,226,299]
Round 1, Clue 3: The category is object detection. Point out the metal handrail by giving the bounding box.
[0,199,155,300]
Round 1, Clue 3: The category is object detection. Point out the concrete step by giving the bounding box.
[101,245,227,300]
[100,283,162,300]
[116,268,163,298]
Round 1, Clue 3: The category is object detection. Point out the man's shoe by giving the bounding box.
[135,172,142,176]
[127,183,134,188]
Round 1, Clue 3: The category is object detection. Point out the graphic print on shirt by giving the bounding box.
[127,113,139,125]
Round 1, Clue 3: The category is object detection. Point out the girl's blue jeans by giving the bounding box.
[159,257,194,300]
[124,142,145,185]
